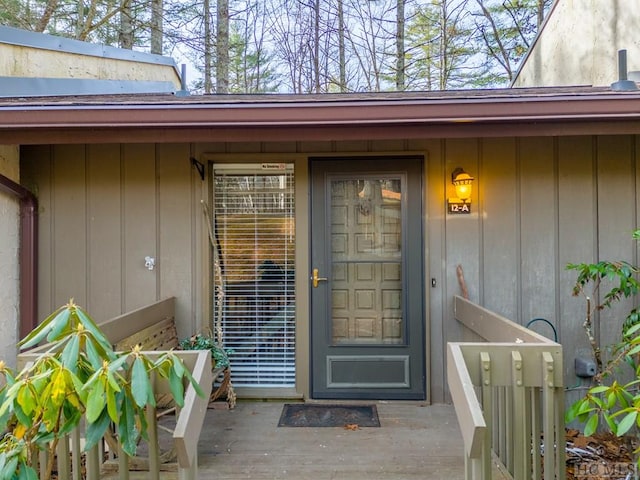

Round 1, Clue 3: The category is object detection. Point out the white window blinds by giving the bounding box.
[212,164,295,388]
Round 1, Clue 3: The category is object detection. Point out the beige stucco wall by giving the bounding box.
[513,0,640,87]
[0,43,181,87]
[0,145,20,368]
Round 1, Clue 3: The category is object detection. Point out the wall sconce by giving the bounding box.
[448,167,474,214]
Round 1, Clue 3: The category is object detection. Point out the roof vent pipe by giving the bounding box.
[175,63,190,97]
[611,49,638,91]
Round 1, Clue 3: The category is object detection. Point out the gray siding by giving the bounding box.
[21,143,202,340]
[22,134,640,403]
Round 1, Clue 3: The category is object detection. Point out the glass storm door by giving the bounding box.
[310,157,425,399]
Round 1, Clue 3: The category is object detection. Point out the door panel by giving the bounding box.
[311,157,425,399]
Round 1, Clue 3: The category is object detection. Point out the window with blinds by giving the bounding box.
[212,164,295,388]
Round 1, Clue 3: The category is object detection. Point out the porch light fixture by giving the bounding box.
[448,167,474,214]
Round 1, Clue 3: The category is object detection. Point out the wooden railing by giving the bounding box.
[447,296,565,480]
[18,298,213,480]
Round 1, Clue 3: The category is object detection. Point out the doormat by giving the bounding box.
[277,404,380,427]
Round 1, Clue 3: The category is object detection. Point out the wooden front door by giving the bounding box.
[310,157,425,399]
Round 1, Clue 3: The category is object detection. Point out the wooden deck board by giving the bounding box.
[197,401,467,479]
[102,401,511,479]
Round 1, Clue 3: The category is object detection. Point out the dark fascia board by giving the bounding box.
[0,77,177,97]
[0,25,181,76]
[2,90,640,129]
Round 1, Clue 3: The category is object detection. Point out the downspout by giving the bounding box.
[0,173,38,340]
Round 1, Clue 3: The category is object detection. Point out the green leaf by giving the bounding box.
[118,396,138,457]
[105,370,121,394]
[18,465,38,480]
[58,408,82,437]
[168,368,184,408]
[584,413,599,436]
[60,334,80,372]
[2,457,18,480]
[617,391,631,409]
[108,354,129,373]
[13,405,31,430]
[617,410,638,436]
[84,336,104,370]
[84,409,112,452]
[172,356,185,378]
[106,383,119,423]
[46,308,72,342]
[85,377,106,423]
[16,385,35,417]
[604,413,617,432]
[565,401,580,423]
[589,386,609,394]
[18,306,64,349]
[131,357,152,408]
[181,368,205,399]
[74,308,113,356]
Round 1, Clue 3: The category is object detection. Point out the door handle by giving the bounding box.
[312,268,328,288]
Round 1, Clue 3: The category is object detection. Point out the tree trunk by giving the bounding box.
[313,0,320,93]
[35,0,59,32]
[396,0,405,91]
[216,0,229,93]
[337,0,346,92]
[204,0,213,93]
[76,0,84,38]
[150,0,163,54]
[439,1,447,90]
[119,0,133,49]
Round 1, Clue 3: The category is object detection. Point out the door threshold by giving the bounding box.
[234,387,304,400]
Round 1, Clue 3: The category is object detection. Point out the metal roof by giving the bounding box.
[0,25,179,70]
[0,77,178,97]
[1,85,640,144]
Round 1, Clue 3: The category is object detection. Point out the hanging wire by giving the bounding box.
[525,317,558,343]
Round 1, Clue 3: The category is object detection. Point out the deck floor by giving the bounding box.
[103,400,512,479]
[197,400,468,479]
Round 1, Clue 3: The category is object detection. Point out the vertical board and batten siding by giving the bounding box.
[158,144,199,338]
[433,135,640,404]
[595,136,637,350]
[21,135,640,403]
[122,144,158,311]
[480,138,519,322]
[444,139,481,347]
[21,144,203,339]
[52,145,87,306]
[557,136,597,397]
[87,144,122,319]
[519,138,557,326]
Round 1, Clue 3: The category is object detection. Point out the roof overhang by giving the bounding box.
[2,88,640,144]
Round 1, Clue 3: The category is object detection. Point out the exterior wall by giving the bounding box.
[23,135,640,403]
[20,144,205,341]
[0,27,181,87]
[513,0,640,87]
[0,145,20,367]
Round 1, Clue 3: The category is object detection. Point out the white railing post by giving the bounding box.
[511,351,526,480]
[118,443,130,480]
[449,296,565,480]
[55,434,71,479]
[72,428,82,480]
[480,351,492,480]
